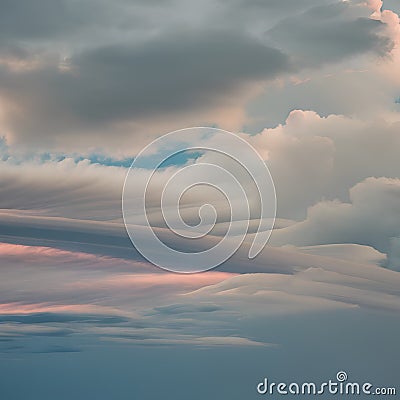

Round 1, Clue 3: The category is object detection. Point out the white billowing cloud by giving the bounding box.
[270,177,400,266]
[296,243,386,265]
[246,111,400,219]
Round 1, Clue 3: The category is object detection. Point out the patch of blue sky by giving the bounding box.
[155,150,203,169]
[0,137,202,169]
[0,137,9,161]
[81,153,135,168]
[133,149,204,170]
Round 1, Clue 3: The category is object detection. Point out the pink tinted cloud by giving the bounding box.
[0,302,128,316]
[0,242,235,302]
[0,242,150,270]
[71,272,235,291]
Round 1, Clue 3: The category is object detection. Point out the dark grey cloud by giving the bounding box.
[267,2,394,65]
[0,0,92,40]
[0,30,289,145]
[0,0,156,43]
[71,32,288,120]
[152,304,221,315]
[220,0,333,22]
[0,312,129,325]
[0,0,396,153]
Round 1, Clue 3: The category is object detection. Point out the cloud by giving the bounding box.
[0,30,289,153]
[1,109,398,226]
[296,243,386,265]
[0,312,129,325]
[0,0,397,154]
[69,32,288,122]
[384,0,400,15]
[387,237,400,269]
[271,177,400,264]
[152,304,221,315]
[267,2,393,66]
[0,157,125,219]
[103,334,270,347]
[178,265,400,316]
[31,345,81,353]
[0,0,96,40]
[0,242,236,332]
[247,111,400,219]
[0,241,148,272]
[1,230,399,354]
[0,0,399,365]
[247,4,400,129]
[0,106,399,273]
[0,324,74,339]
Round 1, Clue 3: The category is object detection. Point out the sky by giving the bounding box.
[0,0,399,399]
